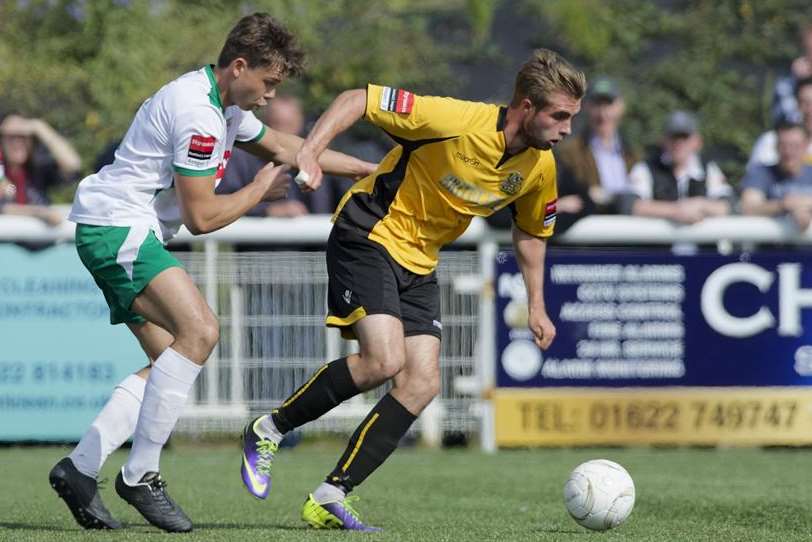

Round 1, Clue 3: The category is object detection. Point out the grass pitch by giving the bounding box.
[1,441,810,541]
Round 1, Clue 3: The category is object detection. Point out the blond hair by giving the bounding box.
[511,49,586,109]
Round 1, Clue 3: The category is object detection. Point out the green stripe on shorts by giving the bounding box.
[74,224,183,325]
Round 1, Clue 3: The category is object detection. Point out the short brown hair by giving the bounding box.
[218,13,305,77]
[776,119,810,139]
[511,49,586,109]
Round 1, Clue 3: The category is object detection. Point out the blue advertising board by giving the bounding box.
[496,250,812,388]
[0,244,145,440]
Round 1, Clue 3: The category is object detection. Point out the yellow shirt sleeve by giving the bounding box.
[511,158,558,238]
[364,84,499,141]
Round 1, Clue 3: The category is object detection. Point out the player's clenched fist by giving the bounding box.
[294,147,324,192]
[255,162,291,201]
[529,308,556,350]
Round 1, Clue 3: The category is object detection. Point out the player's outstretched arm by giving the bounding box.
[294,88,369,192]
[175,163,289,234]
[239,124,375,185]
[513,226,556,350]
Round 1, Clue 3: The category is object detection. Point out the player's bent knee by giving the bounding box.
[177,317,220,362]
[201,318,220,349]
[417,375,441,404]
[426,376,441,401]
[371,354,405,381]
[196,322,220,358]
[402,372,440,405]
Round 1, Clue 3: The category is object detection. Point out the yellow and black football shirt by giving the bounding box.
[333,84,559,275]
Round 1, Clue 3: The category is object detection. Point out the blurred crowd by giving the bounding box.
[3,23,812,238]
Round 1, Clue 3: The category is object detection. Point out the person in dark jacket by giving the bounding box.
[628,111,731,223]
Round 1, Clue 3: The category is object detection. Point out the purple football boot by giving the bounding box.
[240,416,279,499]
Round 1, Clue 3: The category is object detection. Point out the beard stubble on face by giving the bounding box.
[520,115,552,151]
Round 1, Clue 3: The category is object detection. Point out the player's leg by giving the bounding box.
[241,226,405,499]
[66,322,173,480]
[50,358,149,531]
[326,333,436,489]
[301,333,439,531]
[50,225,178,530]
[241,314,405,499]
[129,319,177,371]
[272,313,406,431]
[301,271,441,531]
[114,266,219,533]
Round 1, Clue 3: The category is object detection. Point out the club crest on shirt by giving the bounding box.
[500,171,523,195]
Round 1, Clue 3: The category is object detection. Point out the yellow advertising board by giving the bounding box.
[493,387,812,446]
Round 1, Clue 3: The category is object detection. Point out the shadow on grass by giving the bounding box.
[533,527,588,535]
[196,522,308,531]
[0,521,310,533]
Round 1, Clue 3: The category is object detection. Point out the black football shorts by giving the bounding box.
[325,222,441,341]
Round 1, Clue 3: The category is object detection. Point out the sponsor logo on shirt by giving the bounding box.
[455,151,481,168]
[380,87,414,114]
[440,174,505,209]
[188,134,216,161]
[543,198,557,227]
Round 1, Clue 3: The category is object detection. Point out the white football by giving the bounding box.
[563,459,635,531]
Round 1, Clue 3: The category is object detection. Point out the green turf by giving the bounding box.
[1,442,810,541]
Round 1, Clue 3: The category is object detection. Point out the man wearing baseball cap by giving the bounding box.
[628,110,731,223]
[555,76,640,217]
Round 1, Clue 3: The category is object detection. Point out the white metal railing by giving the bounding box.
[4,210,812,445]
[4,207,812,246]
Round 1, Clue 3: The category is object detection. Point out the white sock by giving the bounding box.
[68,374,146,478]
[313,482,346,504]
[256,414,284,443]
[122,347,201,485]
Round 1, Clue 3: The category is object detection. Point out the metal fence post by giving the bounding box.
[230,284,244,405]
[477,234,498,453]
[204,239,219,406]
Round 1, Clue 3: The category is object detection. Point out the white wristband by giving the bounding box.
[294,170,310,187]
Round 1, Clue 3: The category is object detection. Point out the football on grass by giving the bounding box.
[563,459,635,531]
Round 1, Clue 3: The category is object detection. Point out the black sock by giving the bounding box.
[271,357,359,434]
[326,393,417,492]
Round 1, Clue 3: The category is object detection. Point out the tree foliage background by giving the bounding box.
[0,0,809,201]
[0,0,476,196]
[520,0,810,177]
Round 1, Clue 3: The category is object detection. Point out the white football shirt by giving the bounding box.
[69,65,265,242]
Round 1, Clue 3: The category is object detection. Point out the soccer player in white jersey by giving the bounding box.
[48,13,376,533]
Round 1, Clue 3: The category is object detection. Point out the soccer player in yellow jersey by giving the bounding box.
[240,49,586,530]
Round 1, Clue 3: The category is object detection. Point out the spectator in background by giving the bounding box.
[218,95,306,217]
[771,22,812,125]
[750,77,812,168]
[629,111,731,224]
[0,114,81,225]
[741,120,812,232]
[555,76,639,215]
